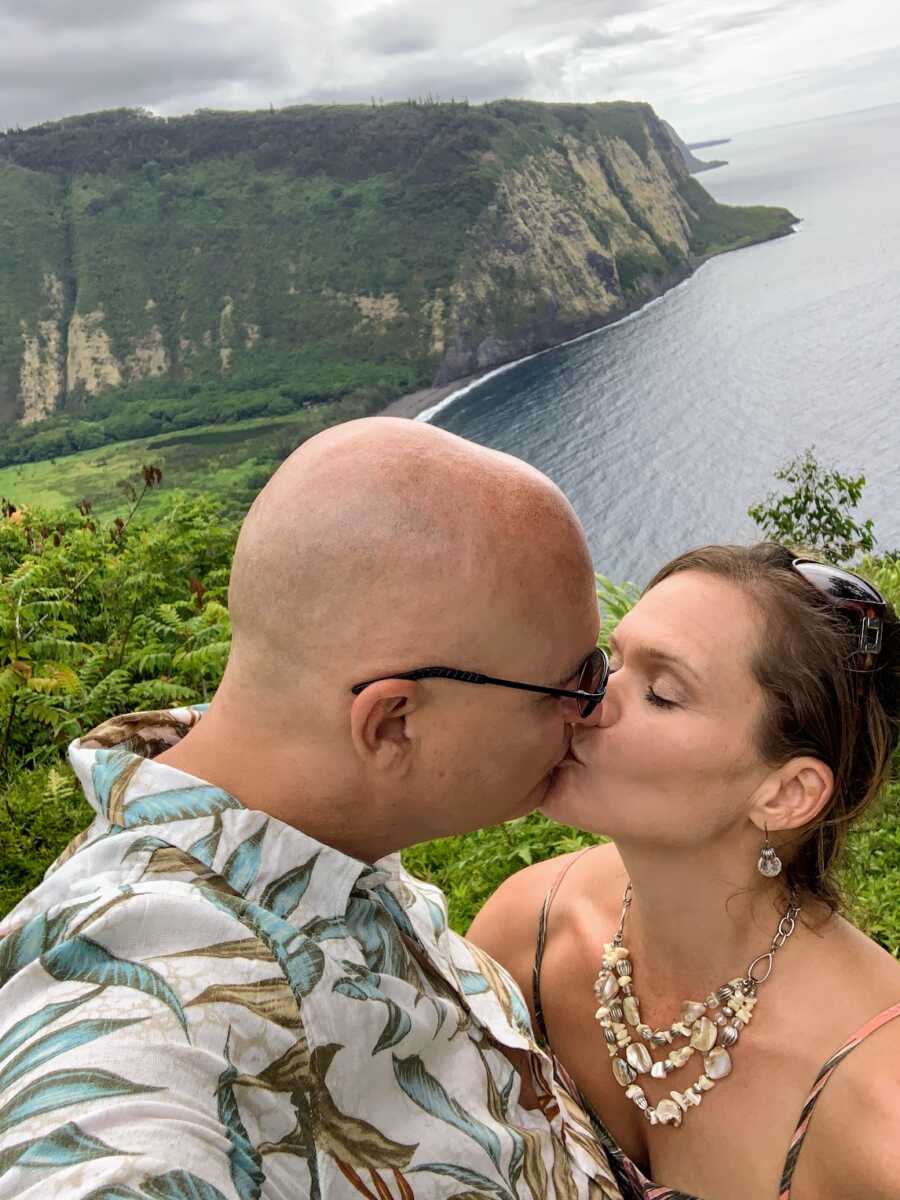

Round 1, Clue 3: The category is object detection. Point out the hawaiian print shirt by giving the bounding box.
[0,707,621,1200]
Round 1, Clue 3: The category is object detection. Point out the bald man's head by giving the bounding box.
[226,417,595,704]
[164,416,603,852]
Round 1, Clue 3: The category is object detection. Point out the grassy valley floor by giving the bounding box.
[0,397,372,519]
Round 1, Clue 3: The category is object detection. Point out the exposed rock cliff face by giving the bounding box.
[18,274,65,423]
[661,120,728,174]
[0,102,794,427]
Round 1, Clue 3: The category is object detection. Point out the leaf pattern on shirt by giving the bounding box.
[465,944,534,1041]
[0,991,103,1065]
[277,1043,417,1167]
[122,835,236,896]
[156,937,276,963]
[241,1036,418,1200]
[333,962,413,1055]
[41,936,189,1036]
[407,1162,514,1199]
[194,888,326,1000]
[0,1017,148,1095]
[122,785,242,828]
[105,753,145,827]
[91,748,143,825]
[0,901,91,987]
[187,812,224,867]
[84,1169,231,1199]
[221,821,269,894]
[0,1120,127,1178]
[0,1068,162,1137]
[0,706,622,1200]
[393,1053,503,1172]
[259,853,320,918]
[217,1035,265,1200]
[345,896,423,988]
[187,979,304,1032]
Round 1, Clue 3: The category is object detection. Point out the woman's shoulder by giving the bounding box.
[466,841,623,1006]
[794,997,900,1199]
[469,841,623,933]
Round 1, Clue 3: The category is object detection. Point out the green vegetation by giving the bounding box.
[748,446,877,562]
[2,100,795,462]
[678,176,796,257]
[0,397,375,519]
[3,452,893,956]
[403,793,900,952]
[410,521,900,946]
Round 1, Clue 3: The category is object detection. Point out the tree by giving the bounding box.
[748,447,875,564]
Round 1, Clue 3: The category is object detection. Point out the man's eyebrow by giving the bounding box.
[608,634,702,685]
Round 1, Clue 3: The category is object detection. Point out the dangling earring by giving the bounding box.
[757,823,783,878]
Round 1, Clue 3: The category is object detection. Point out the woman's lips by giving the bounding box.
[555,743,584,769]
[569,727,603,767]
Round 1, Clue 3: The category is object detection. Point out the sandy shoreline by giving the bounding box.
[378,223,800,426]
[378,374,484,421]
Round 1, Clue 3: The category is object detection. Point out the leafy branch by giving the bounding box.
[748,447,875,564]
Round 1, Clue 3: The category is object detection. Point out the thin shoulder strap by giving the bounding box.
[532,846,596,1045]
[779,1001,900,1198]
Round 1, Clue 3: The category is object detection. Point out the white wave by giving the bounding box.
[417,265,709,424]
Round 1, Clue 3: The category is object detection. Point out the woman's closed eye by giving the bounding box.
[645,685,678,709]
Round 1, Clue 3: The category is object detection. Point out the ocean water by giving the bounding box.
[426,103,900,586]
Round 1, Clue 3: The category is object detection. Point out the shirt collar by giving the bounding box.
[68,705,373,928]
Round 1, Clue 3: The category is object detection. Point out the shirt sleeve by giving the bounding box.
[0,885,315,1199]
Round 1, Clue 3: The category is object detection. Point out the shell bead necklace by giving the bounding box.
[594,883,801,1128]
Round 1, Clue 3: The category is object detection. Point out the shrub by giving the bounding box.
[748,447,875,563]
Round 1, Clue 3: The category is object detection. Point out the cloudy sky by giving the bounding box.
[2,0,898,141]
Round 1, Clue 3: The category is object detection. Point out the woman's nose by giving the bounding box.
[593,670,622,727]
[567,694,604,727]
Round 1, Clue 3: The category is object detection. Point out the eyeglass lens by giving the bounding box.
[577,650,606,716]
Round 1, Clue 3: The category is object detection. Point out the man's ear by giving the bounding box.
[751,756,834,837]
[349,680,419,773]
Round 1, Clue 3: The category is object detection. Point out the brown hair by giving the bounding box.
[646,543,900,911]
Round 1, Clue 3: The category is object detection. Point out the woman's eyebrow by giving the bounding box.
[609,634,702,685]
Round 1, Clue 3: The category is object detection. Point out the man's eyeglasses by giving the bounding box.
[791,558,887,667]
[351,646,610,718]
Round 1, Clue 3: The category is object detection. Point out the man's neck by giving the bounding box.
[153,710,403,864]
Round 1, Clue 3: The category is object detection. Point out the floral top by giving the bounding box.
[0,707,621,1200]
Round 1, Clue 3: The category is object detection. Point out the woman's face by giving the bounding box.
[542,570,774,846]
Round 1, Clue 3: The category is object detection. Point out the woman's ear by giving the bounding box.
[751,756,834,835]
[349,680,419,774]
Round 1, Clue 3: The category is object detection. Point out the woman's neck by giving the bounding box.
[610,838,796,1003]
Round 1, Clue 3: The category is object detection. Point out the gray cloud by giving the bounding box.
[576,24,667,50]
[781,42,900,102]
[1,0,183,31]
[351,3,440,56]
[512,0,657,19]
[0,0,896,139]
[703,4,793,35]
[297,52,536,105]
[0,3,294,127]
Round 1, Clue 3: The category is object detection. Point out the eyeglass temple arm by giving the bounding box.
[351,666,603,700]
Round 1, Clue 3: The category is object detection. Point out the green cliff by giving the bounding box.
[0,101,795,444]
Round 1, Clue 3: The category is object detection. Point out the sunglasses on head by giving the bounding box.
[791,558,886,668]
[351,646,610,718]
